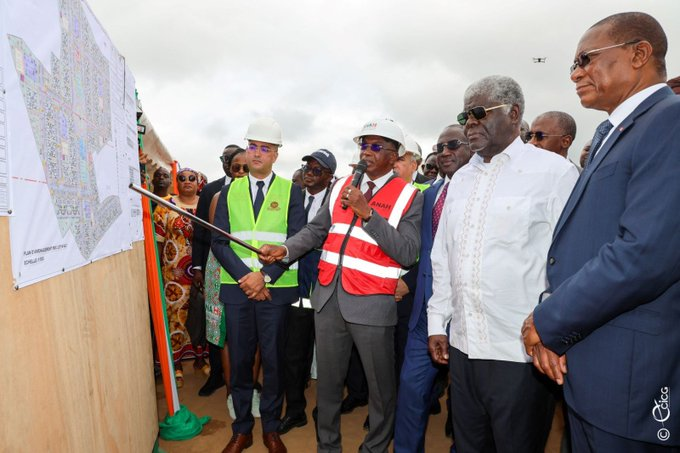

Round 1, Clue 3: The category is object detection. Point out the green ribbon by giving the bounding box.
[158,404,211,441]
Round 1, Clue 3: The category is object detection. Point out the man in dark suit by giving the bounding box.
[394,124,471,453]
[523,12,680,451]
[192,144,242,396]
[260,118,423,452]
[278,149,336,435]
[212,118,304,453]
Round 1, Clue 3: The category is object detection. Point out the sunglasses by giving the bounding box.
[526,131,566,141]
[569,40,640,74]
[178,174,196,182]
[230,164,249,173]
[360,143,397,153]
[424,163,439,171]
[435,139,469,152]
[247,143,274,153]
[457,104,509,126]
[302,165,327,176]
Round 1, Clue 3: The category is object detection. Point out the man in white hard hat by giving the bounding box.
[259,118,423,452]
[394,134,431,190]
[211,117,305,453]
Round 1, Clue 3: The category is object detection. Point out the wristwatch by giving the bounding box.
[260,270,272,284]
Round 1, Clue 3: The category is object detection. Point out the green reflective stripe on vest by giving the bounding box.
[413,181,430,192]
[220,176,297,287]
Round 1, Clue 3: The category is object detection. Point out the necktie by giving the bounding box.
[432,182,449,237]
[586,119,614,167]
[253,181,265,218]
[304,195,315,221]
[364,181,376,201]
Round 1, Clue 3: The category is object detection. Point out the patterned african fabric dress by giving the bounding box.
[153,197,199,362]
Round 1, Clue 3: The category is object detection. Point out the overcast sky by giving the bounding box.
[86,0,680,182]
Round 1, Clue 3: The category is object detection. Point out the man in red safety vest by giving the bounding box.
[260,118,423,453]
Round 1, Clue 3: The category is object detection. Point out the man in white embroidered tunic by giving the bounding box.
[427,75,579,453]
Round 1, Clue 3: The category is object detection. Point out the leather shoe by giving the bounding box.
[340,396,368,414]
[262,431,287,453]
[221,433,253,453]
[277,414,308,434]
[198,374,225,397]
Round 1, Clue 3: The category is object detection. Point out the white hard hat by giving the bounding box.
[244,117,283,147]
[403,133,422,159]
[353,118,406,156]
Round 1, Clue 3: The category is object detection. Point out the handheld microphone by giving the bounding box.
[342,160,367,210]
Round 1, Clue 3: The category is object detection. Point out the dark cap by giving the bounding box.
[302,149,337,174]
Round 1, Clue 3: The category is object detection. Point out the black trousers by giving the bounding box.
[282,304,315,418]
[448,347,555,453]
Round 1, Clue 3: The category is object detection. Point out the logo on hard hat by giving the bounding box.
[363,122,378,130]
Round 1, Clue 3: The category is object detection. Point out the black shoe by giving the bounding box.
[340,396,368,414]
[198,374,225,397]
[277,414,308,435]
[363,415,370,431]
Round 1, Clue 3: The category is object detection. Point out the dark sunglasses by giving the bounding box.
[230,164,249,173]
[435,139,469,152]
[526,131,566,141]
[360,143,397,153]
[178,174,196,182]
[302,165,327,176]
[424,163,439,171]
[247,143,273,153]
[569,40,640,74]
[457,104,509,126]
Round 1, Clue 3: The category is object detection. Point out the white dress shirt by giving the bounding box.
[594,82,667,157]
[427,137,579,362]
[248,172,274,199]
[303,187,327,221]
[360,170,393,195]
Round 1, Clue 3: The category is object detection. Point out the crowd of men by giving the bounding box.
[152,11,679,453]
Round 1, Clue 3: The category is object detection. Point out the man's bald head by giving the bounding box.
[590,12,667,78]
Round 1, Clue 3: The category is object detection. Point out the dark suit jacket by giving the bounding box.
[534,86,680,445]
[414,172,431,185]
[407,178,443,331]
[211,174,305,306]
[192,175,226,270]
[285,175,423,326]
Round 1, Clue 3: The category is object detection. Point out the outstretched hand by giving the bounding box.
[258,244,287,265]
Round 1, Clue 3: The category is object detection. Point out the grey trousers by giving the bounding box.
[315,292,396,453]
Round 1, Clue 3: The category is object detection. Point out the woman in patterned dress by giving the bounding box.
[153,168,206,387]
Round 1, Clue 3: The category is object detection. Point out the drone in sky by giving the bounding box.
[533,57,547,63]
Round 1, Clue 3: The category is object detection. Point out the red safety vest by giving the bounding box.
[317,175,417,295]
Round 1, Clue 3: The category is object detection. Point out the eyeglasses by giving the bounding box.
[230,164,249,173]
[302,165,327,176]
[457,104,509,125]
[424,163,439,171]
[525,131,567,141]
[247,143,273,153]
[178,174,196,182]
[360,143,397,153]
[569,40,640,74]
[435,139,469,152]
